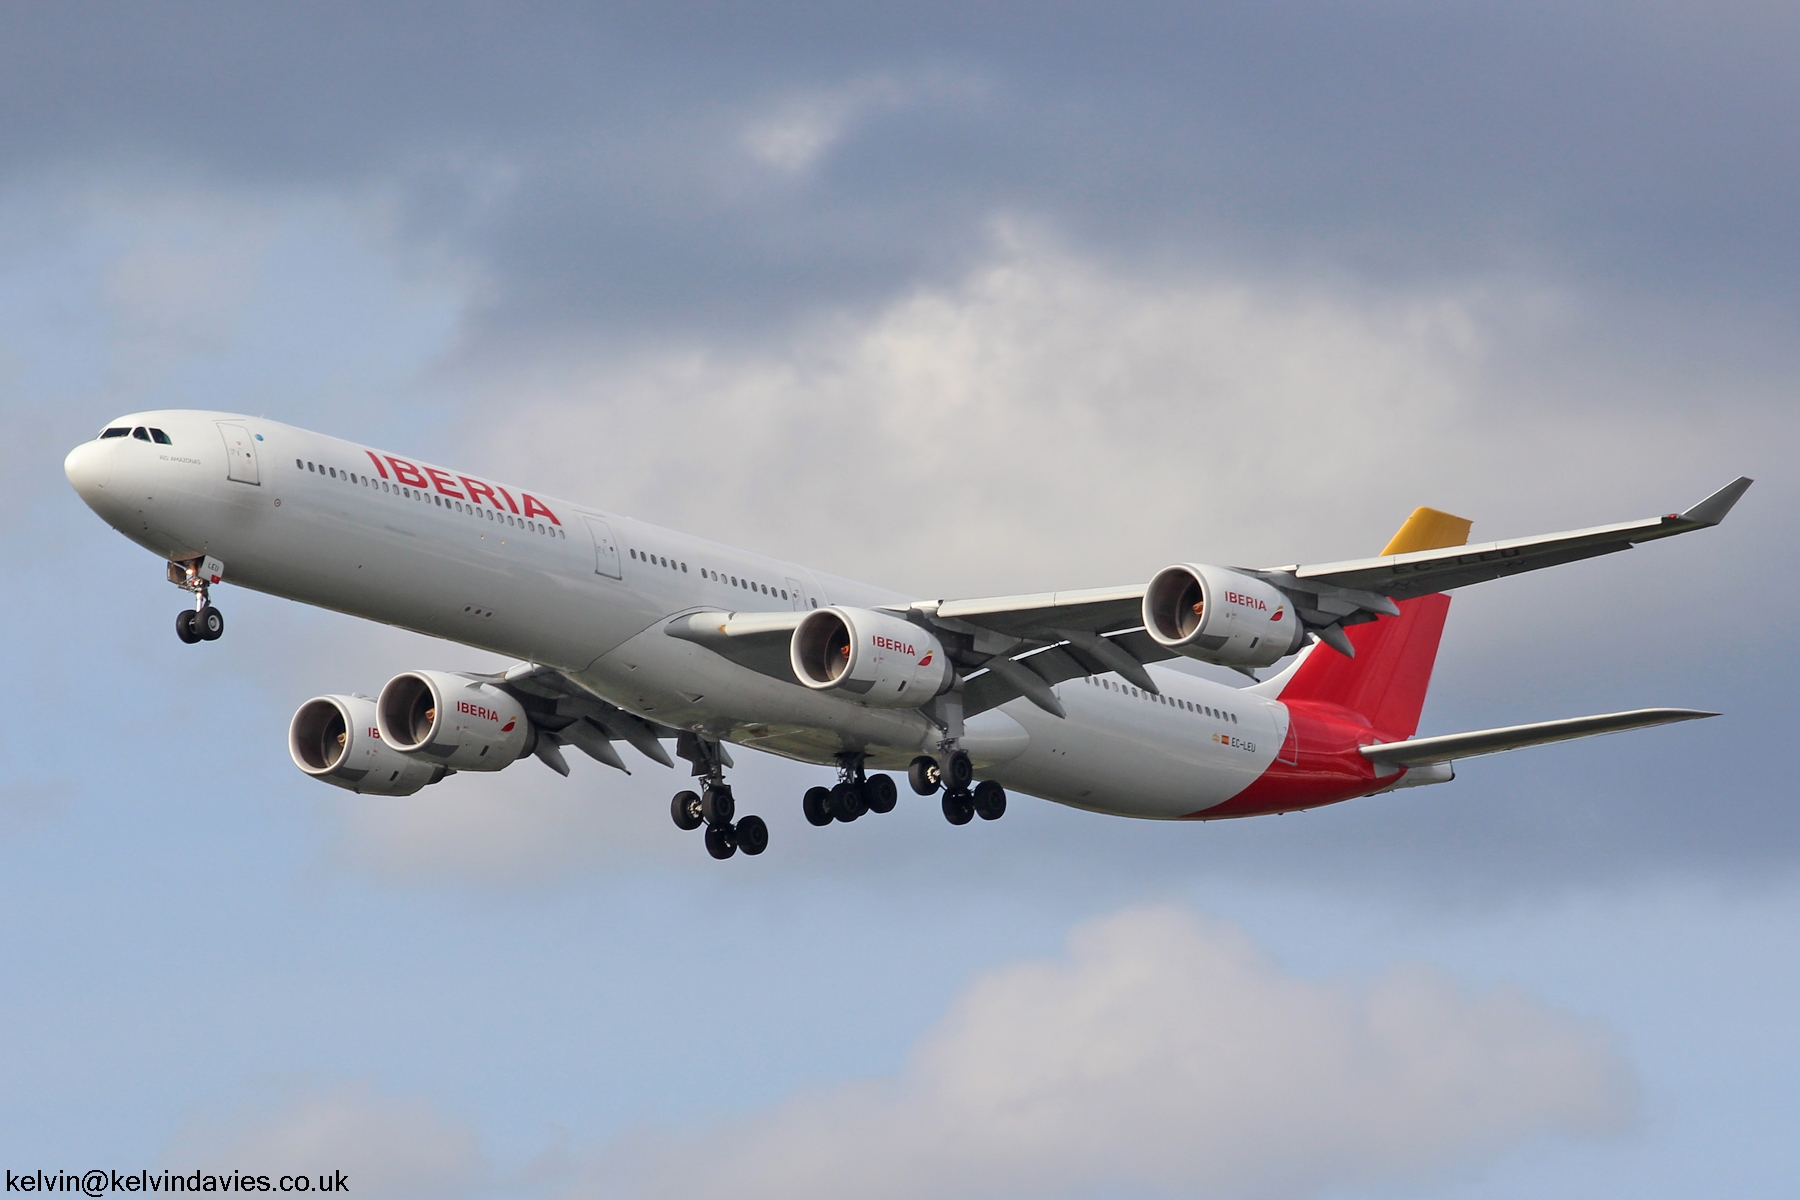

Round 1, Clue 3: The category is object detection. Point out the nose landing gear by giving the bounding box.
[169,557,225,644]
[669,733,767,860]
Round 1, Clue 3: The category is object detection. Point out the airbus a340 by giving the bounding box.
[66,412,1748,859]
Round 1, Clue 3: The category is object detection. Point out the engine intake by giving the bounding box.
[1143,564,1304,668]
[375,670,533,771]
[288,694,448,795]
[791,607,953,707]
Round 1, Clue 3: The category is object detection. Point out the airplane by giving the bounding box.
[64,411,1749,860]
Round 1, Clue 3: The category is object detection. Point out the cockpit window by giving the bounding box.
[131,427,151,441]
[100,428,129,439]
[149,428,172,445]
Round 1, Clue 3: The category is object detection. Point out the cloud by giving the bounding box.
[468,226,1767,600]
[740,70,984,173]
[168,1080,486,1200]
[583,906,1633,1200]
[11,5,1796,342]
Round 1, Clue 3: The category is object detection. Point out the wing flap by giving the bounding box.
[1359,707,1716,766]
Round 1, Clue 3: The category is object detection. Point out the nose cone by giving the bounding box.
[64,439,113,507]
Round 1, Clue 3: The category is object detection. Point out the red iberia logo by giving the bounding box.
[918,652,933,667]
[1270,605,1285,622]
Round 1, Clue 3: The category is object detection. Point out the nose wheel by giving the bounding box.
[169,557,224,643]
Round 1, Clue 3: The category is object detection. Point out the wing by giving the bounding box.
[1359,707,1715,766]
[910,477,1750,717]
[1259,476,1753,604]
[652,479,1749,725]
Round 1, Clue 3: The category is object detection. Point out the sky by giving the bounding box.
[2,3,1796,1197]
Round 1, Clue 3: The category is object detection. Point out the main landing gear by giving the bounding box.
[907,751,1006,825]
[801,754,901,827]
[669,733,767,861]
[169,558,224,644]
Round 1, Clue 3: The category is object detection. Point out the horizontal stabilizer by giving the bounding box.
[1360,707,1716,766]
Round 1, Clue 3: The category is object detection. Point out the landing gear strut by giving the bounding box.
[169,557,224,644]
[669,733,765,859]
[805,754,900,825]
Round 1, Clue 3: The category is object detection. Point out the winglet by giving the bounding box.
[1680,476,1753,526]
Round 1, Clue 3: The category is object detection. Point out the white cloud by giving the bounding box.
[168,1080,487,1200]
[583,906,1633,1200]
[468,226,1770,603]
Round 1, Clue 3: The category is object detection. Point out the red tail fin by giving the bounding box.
[1273,506,1471,739]
[1277,595,1450,738]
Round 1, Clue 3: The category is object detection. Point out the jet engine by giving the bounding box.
[288,694,448,795]
[1143,564,1304,668]
[791,607,953,707]
[375,670,533,770]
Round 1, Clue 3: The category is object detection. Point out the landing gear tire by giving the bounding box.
[704,823,738,859]
[702,785,735,827]
[865,773,898,814]
[944,750,974,791]
[197,606,224,641]
[942,790,975,825]
[736,814,769,856]
[803,786,834,826]
[973,780,1007,821]
[175,609,201,644]
[908,756,941,796]
[671,790,703,831]
[831,781,867,822]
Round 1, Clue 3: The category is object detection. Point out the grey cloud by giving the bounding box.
[5,3,1798,346]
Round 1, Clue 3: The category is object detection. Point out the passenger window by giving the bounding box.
[132,427,150,441]
[329,467,336,478]
[150,428,172,444]
[101,427,129,438]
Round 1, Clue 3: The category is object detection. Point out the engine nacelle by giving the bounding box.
[288,694,448,795]
[791,606,953,707]
[375,670,533,771]
[1143,563,1305,668]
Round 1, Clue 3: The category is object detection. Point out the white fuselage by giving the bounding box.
[67,411,1293,819]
